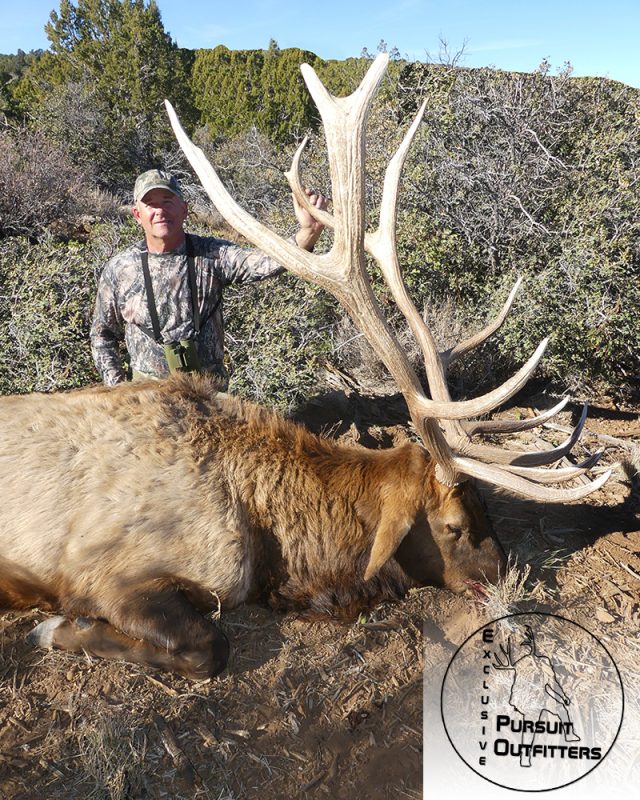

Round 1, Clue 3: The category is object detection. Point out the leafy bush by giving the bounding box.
[498,254,640,398]
[192,43,321,145]
[224,275,337,411]
[391,61,640,400]
[0,220,141,394]
[0,237,98,393]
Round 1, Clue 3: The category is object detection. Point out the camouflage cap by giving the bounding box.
[133,169,184,203]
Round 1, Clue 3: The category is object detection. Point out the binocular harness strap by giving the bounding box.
[140,234,201,343]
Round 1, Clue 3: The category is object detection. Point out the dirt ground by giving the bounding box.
[0,383,638,800]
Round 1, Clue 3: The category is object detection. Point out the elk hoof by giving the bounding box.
[27,616,66,649]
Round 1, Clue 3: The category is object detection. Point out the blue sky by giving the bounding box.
[1,0,639,87]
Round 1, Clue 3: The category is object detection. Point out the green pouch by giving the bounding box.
[163,339,201,373]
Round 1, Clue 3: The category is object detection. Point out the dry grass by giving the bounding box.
[76,715,146,800]
[481,557,535,619]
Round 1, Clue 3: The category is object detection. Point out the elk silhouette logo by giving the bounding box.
[440,613,624,791]
[492,625,581,768]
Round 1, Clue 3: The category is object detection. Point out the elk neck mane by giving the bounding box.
[155,372,440,510]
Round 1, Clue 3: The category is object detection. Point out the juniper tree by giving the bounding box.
[16,0,194,189]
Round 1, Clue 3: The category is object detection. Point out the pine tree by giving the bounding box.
[16,0,194,188]
[0,49,42,121]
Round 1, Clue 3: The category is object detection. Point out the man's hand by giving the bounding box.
[293,188,327,251]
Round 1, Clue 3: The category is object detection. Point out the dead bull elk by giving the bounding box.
[1,55,609,679]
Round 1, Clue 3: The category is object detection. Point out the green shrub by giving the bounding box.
[0,237,98,393]
[0,220,140,394]
[498,255,640,398]
[224,274,337,411]
[0,128,89,239]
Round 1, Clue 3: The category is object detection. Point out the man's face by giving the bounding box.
[132,188,188,249]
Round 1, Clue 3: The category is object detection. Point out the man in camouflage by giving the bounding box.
[91,169,326,386]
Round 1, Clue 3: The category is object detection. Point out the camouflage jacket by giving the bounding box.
[91,233,286,385]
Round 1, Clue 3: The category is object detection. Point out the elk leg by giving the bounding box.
[27,580,229,680]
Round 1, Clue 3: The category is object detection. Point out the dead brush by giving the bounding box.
[331,290,504,401]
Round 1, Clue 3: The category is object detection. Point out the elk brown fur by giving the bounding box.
[0,373,505,678]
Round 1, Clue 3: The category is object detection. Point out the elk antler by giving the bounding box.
[493,637,515,670]
[165,53,610,502]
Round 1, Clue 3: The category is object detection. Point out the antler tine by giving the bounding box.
[499,451,603,484]
[462,397,570,436]
[465,403,589,467]
[298,56,387,273]
[442,277,523,369]
[285,137,335,230]
[366,99,448,400]
[453,457,611,502]
[364,99,460,478]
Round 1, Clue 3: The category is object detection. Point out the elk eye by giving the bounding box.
[447,524,463,537]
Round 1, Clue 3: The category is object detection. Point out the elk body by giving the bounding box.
[0,55,608,678]
[0,374,505,678]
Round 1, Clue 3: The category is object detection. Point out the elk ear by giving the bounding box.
[363,514,414,582]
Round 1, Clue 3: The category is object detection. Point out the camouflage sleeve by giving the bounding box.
[216,240,292,285]
[90,263,127,386]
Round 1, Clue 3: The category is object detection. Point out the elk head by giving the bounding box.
[395,477,506,595]
[165,54,609,592]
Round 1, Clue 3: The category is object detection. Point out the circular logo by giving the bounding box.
[440,613,624,792]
